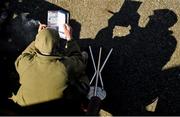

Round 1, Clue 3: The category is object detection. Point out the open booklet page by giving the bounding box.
[48,10,69,39]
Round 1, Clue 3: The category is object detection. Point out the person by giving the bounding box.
[10,23,89,109]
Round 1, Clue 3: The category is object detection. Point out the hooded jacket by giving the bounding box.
[11,28,88,106]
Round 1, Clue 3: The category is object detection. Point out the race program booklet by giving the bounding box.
[47,10,70,39]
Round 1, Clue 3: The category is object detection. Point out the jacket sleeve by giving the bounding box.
[62,40,89,84]
[62,40,90,97]
[15,41,36,77]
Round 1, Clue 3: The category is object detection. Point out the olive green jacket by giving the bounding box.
[12,39,88,106]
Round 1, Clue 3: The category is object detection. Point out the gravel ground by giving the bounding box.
[0,0,180,115]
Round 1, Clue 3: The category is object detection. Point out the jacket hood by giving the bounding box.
[35,28,60,55]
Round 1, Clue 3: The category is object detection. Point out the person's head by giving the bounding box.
[35,28,60,55]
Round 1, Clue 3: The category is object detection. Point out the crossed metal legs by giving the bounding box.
[88,46,113,100]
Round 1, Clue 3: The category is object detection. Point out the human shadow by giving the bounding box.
[0,0,179,116]
[77,0,178,115]
[110,8,178,115]
[154,66,180,115]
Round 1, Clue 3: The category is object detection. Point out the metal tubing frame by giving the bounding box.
[89,46,113,96]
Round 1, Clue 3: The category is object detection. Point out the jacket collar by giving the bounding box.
[36,52,63,61]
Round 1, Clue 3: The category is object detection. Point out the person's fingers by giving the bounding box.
[64,24,72,41]
[63,24,67,30]
[64,24,68,30]
[40,24,47,29]
[38,24,47,32]
[41,24,47,27]
[64,24,71,31]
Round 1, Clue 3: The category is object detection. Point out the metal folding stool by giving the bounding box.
[86,46,113,115]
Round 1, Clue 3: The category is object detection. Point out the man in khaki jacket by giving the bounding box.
[11,23,89,107]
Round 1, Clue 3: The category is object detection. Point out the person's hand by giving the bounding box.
[38,23,47,32]
[64,24,72,41]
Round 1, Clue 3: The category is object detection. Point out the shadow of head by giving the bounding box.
[8,0,68,51]
[142,9,178,68]
[147,9,177,28]
[10,0,61,22]
[107,0,142,28]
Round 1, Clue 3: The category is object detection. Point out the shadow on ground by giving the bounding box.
[0,0,180,116]
[77,0,180,115]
